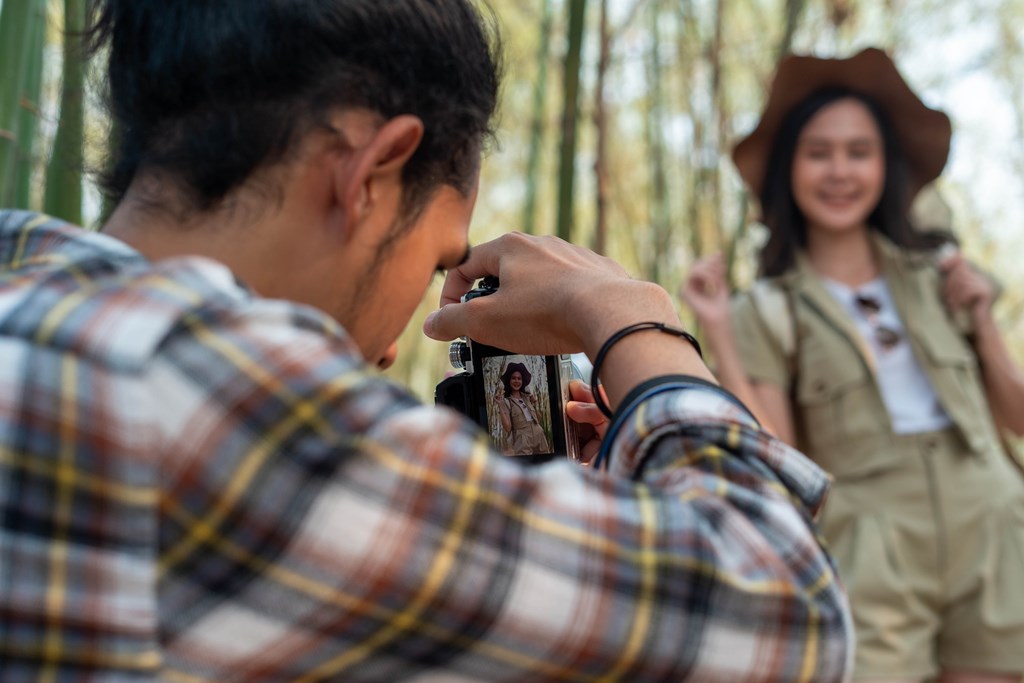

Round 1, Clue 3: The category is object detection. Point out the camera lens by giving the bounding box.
[448,341,470,369]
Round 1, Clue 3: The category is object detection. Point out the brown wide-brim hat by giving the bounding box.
[732,48,952,206]
[502,362,532,389]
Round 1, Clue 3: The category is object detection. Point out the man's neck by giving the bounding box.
[101,178,299,298]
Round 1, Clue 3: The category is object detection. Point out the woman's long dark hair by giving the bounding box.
[758,88,951,277]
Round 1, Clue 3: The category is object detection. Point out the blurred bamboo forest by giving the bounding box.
[2,0,1023,401]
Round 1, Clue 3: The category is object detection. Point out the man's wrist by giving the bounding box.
[588,323,705,419]
[589,325,715,413]
[576,281,680,359]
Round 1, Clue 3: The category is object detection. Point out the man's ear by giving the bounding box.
[336,115,424,238]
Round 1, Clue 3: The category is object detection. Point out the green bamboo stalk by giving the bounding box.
[645,0,669,283]
[778,0,807,59]
[44,0,87,224]
[14,0,48,210]
[674,2,703,260]
[591,0,610,255]
[521,0,554,236]
[725,193,749,285]
[709,0,726,253]
[0,0,36,206]
[555,0,587,243]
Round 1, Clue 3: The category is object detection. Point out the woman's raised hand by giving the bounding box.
[678,253,732,335]
[938,249,997,323]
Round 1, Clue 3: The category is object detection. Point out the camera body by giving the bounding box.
[435,277,580,463]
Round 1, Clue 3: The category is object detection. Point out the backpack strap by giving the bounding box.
[749,278,794,368]
[748,279,799,380]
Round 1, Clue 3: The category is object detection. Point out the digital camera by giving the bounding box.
[434,277,580,463]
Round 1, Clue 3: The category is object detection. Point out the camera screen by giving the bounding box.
[477,352,558,458]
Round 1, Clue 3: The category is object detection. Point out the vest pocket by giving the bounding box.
[795,344,884,476]
[917,327,993,455]
[819,498,913,623]
[917,323,974,365]
[980,494,1024,629]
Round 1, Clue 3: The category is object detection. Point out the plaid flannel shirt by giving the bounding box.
[0,210,852,682]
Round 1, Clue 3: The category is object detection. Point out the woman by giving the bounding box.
[681,49,1024,682]
[494,361,551,456]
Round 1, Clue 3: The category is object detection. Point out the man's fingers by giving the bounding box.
[579,439,601,465]
[437,269,478,309]
[569,380,609,408]
[423,303,470,341]
[566,400,602,425]
[566,401,608,438]
[437,239,506,307]
[568,379,595,403]
[566,392,607,466]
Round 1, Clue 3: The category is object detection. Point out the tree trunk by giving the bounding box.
[556,0,587,243]
[0,0,36,206]
[44,0,87,225]
[778,0,807,59]
[709,0,726,259]
[645,0,670,282]
[592,0,611,254]
[14,0,48,210]
[674,1,702,258]
[522,0,555,235]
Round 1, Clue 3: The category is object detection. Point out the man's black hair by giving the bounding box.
[85,0,502,218]
[757,88,946,278]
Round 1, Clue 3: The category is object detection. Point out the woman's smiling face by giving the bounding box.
[791,97,886,237]
[510,371,523,391]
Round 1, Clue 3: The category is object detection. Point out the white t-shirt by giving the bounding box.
[822,276,953,434]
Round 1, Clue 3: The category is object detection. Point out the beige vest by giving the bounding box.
[736,235,1002,480]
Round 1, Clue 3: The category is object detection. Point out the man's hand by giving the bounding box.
[565,380,608,465]
[424,232,714,414]
[423,233,675,358]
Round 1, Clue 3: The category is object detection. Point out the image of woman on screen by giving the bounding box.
[494,362,551,456]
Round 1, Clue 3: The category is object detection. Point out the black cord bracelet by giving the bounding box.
[590,321,703,420]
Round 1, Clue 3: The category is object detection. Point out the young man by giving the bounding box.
[0,1,852,680]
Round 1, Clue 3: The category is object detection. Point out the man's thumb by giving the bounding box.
[423,304,464,341]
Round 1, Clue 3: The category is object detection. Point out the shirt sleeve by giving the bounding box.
[151,302,852,683]
[732,289,792,389]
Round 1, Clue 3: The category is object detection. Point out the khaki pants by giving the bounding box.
[818,429,1024,680]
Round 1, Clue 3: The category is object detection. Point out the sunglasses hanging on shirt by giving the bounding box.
[854,294,902,351]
